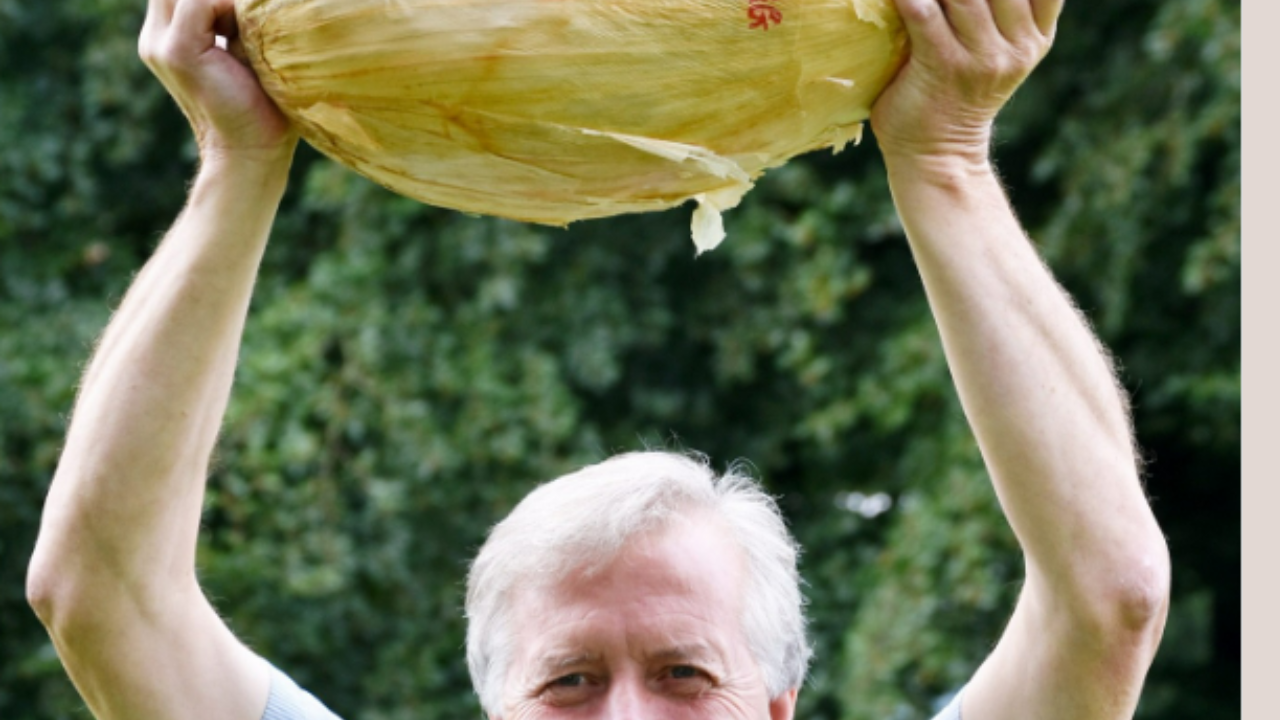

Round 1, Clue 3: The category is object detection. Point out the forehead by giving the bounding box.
[509,518,752,674]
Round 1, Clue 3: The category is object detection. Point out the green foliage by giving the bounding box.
[0,1,1238,718]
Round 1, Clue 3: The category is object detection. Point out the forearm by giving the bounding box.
[30,156,290,610]
[886,154,1168,621]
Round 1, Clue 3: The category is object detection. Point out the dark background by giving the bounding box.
[0,1,1239,717]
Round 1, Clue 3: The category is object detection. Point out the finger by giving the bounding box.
[1030,0,1064,36]
[990,0,1040,45]
[140,0,177,59]
[939,0,1005,54]
[169,0,237,60]
[145,0,180,26]
[139,7,171,71]
[892,0,964,62]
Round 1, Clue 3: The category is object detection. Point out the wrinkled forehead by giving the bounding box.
[527,511,748,601]
[507,517,753,664]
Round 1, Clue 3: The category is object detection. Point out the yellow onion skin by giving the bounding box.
[235,0,906,244]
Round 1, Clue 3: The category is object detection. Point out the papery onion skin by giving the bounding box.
[235,0,906,246]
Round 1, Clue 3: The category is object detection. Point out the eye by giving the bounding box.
[551,673,586,688]
[658,665,714,696]
[669,665,699,680]
[540,673,600,707]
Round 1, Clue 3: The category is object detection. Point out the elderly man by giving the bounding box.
[26,0,1171,718]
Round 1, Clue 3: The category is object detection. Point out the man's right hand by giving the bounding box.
[141,0,296,165]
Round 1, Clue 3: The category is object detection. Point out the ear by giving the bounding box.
[768,688,799,720]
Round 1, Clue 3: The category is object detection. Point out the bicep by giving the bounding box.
[50,583,270,720]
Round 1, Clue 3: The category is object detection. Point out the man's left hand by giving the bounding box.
[871,0,1063,167]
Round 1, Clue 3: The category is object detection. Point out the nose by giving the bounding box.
[602,675,660,720]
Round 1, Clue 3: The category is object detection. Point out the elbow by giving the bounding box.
[1107,527,1172,635]
[1113,551,1171,639]
[26,538,105,638]
[28,534,191,642]
[26,562,57,628]
[26,556,119,650]
[1097,549,1172,685]
[26,546,79,633]
[26,556,74,637]
[1035,528,1172,663]
[27,495,119,635]
[1074,537,1173,663]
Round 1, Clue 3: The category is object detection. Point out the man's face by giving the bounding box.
[496,517,798,720]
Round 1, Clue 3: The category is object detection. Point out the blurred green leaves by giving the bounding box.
[0,1,1237,718]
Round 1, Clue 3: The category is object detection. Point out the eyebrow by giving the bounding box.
[642,643,720,665]
[532,651,603,677]
[531,643,723,677]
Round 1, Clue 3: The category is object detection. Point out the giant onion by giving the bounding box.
[235,0,906,251]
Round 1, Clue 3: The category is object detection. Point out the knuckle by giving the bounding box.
[977,45,1028,80]
[154,38,184,68]
[1006,42,1036,68]
[137,29,181,70]
[971,50,1004,76]
[137,40,158,66]
[1011,38,1050,72]
[1041,25,1059,48]
[995,55,1022,80]
[898,0,940,24]
[137,24,156,62]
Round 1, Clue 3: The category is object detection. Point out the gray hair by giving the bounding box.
[464,451,811,714]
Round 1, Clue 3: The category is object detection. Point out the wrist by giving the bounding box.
[195,144,295,198]
[186,148,294,244]
[874,122,994,184]
[881,149,998,196]
[198,135,297,177]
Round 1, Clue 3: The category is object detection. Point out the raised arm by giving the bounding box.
[25,1,297,718]
[871,1,1170,718]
